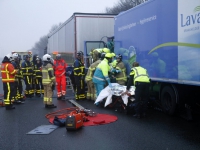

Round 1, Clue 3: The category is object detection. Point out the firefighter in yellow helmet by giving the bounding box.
[93,53,113,97]
[111,54,127,85]
[42,54,57,108]
[85,52,102,101]
[90,48,110,62]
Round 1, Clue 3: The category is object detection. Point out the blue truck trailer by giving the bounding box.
[114,0,200,117]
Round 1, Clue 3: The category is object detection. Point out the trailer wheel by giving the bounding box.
[161,86,177,115]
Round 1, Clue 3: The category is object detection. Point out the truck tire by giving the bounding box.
[161,86,177,115]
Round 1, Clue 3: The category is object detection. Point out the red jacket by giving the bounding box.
[1,62,16,82]
[53,59,68,76]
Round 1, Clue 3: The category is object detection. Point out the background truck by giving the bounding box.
[47,13,116,66]
[114,0,200,118]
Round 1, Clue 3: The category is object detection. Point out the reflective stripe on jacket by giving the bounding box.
[33,64,42,78]
[21,61,33,76]
[115,61,127,82]
[92,58,110,84]
[12,61,23,80]
[130,66,150,84]
[1,63,16,82]
[42,63,55,85]
[73,59,85,77]
[85,60,101,81]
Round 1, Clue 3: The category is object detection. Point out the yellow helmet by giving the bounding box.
[111,53,115,57]
[105,53,113,58]
[102,48,110,53]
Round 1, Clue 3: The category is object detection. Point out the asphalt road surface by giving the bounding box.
[0,84,200,150]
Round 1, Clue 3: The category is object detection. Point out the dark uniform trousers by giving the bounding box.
[3,82,15,105]
[24,75,33,97]
[134,82,150,114]
[13,78,23,100]
[74,76,85,100]
[35,77,44,95]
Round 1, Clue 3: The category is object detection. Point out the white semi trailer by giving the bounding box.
[47,13,116,65]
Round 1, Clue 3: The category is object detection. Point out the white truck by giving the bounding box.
[47,13,116,66]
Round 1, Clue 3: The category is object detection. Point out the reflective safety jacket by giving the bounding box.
[33,63,42,78]
[73,58,85,77]
[42,62,55,85]
[93,58,110,84]
[12,60,23,80]
[1,61,16,83]
[111,60,117,68]
[130,66,150,84]
[53,59,67,76]
[85,60,101,82]
[21,60,33,76]
[115,61,127,83]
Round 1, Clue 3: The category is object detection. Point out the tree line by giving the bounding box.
[30,0,148,57]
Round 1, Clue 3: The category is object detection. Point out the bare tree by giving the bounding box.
[31,23,62,57]
[49,22,62,34]
[31,35,48,57]
[105,0,148,14]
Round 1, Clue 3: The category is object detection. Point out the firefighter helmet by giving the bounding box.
[42,54,51,61]
[5,53,13,61]
[105,53,113,58]
[12,53,19,59]
[24,54,31,60]
[77,51,83,56]
[36,57,40,61]
[116,54,122,60]
[111,53,116,57]
[56,54,61,60]
[102,48,110,53]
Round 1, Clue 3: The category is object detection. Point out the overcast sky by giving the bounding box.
[0,0,117,57]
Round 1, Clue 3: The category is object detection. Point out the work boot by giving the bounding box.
[133,113,141,119]
[57,96,62,100]
[45,104,57,108]
[13,100,24,104]
[61,95,65,100]
[20,98,25,102]
[5,104,15,110]
[36,94,41,97]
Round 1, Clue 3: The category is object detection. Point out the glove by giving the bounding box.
[109,83,112,89]
[116,70,121,73]
[52,84,55,90]
[111,68,116,73]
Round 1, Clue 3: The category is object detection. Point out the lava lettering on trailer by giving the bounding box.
[180,7,200,27]
[178,0,200,83]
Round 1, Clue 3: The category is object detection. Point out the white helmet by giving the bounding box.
[42,54,51,61]
[6,53,13,61]
[12,53,19,59]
